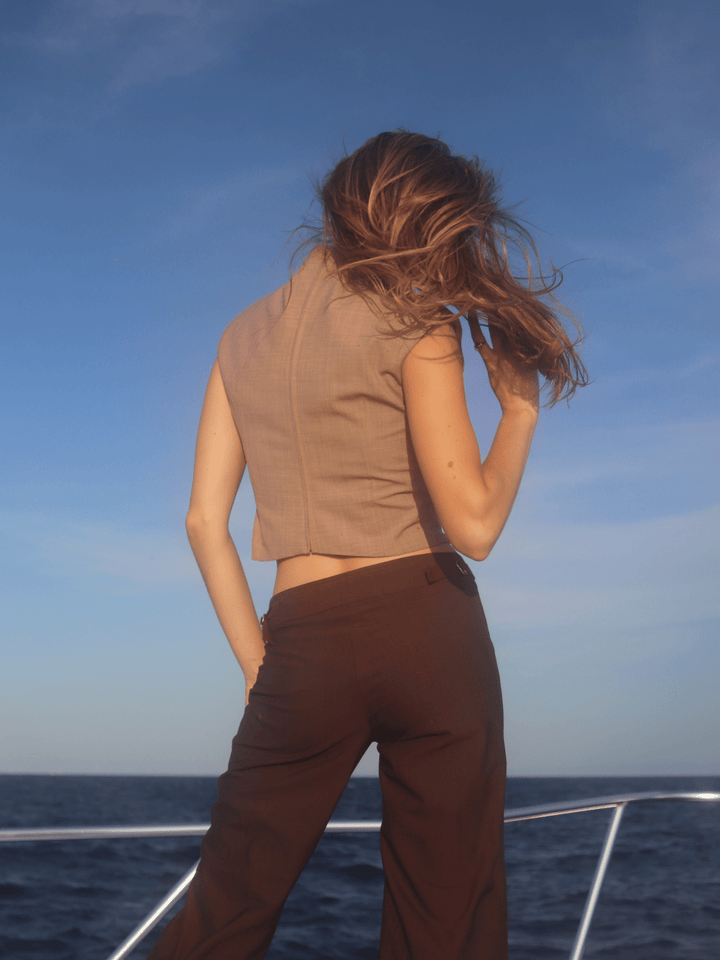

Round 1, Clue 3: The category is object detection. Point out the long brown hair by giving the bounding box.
[293,129,589,405]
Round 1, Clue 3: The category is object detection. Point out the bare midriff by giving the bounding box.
[272,543,457,596]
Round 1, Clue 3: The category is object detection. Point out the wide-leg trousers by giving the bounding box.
[147,549,508,960]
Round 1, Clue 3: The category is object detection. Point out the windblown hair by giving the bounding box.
[292,129,588,405]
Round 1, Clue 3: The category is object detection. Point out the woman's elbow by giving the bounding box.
[185,512,202,548]
[185,509,202,533]
[468,545,490,563]
[456,521,498,563]
[465,539,492,563]
[446,526,492,563]
[471,523,503,562]
[185,510,226,544]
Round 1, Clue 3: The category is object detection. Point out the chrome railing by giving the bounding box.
[1,790,717,960]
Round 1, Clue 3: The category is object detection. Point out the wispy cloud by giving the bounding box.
[13,0,317,91]
[525,417,720,492]
[478,501,720,664]
[572,6,720,283]
[673,147,720,283]
[579,5,719,155]
[149,167,303,242]
[675,344,720,378]
[0,471,262,594]
[0,509,197,589]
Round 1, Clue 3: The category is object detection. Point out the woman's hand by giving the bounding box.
[244,666,261,707]
[467,311,539,415]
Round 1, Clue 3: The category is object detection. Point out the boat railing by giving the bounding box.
[1,789,717,960]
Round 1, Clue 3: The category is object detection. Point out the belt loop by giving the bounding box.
[425,565,449,585]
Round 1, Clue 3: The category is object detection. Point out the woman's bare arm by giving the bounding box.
[403,317,538,561]
[185,360,266,705]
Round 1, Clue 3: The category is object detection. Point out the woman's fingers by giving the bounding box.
[466,310,488,349]
[471,321,539,411]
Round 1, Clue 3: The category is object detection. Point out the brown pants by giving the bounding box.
[147,550,508,959]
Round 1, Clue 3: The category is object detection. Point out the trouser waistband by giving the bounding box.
[264,549,474,625]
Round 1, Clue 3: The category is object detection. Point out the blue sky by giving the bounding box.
[1,0,718,777]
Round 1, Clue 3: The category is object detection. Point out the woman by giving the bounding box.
[147,130,588,960]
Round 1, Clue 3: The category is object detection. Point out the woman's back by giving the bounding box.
[217,246,474,594]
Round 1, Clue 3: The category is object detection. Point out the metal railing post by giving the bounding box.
[568,802,626,960]
[104,859,200,960]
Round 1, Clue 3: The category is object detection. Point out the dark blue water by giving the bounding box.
[0,775,718,959]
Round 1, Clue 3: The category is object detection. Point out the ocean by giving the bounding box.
[0,774,718,959]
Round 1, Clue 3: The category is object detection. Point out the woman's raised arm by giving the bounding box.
[403,318,538,561]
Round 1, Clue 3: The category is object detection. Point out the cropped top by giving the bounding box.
[216,246,452,561]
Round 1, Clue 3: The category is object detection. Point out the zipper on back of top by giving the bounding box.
[286,270,321,554]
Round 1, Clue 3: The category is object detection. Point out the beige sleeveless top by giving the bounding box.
[217,247,452,561]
